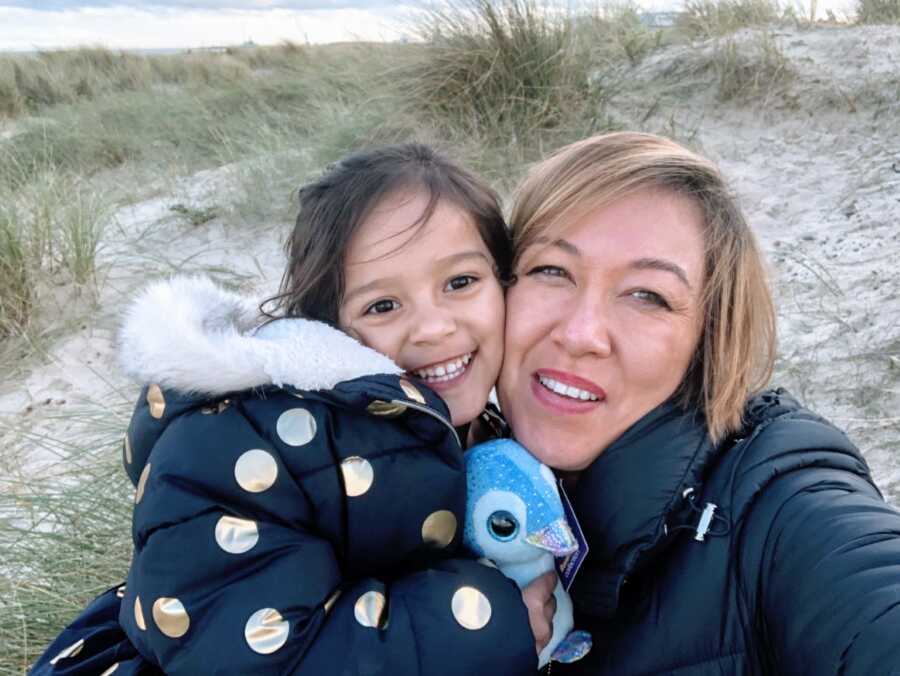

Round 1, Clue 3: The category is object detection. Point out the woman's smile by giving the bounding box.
[531,369,605,413]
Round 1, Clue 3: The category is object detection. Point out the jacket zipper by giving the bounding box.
[393,399,462,449]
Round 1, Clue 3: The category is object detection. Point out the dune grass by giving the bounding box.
[678,0,788,36]
[0,403,134,674]
[856,0,900,22]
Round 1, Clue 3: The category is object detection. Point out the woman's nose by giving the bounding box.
[550,294,612,359]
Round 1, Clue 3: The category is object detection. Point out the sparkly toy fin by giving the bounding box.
[551,629,592,664]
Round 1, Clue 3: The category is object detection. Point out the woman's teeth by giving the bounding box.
[415,353,472,383]
[538,375,599,401]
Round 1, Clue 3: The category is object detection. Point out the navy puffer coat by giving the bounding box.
[31,277,535,676]
[553,389,900,675]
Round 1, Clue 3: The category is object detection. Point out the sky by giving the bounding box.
[0,0,850,51]
[0,1,424,51]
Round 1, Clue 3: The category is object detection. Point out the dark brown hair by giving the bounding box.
[266,143,511,325]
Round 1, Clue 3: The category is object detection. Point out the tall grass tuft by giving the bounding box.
[710,32,794,102]
[0,404,134,673]
[679,0,785,37]
[856,0,900,22]
[0,207,32,337]
[404,0,595,142]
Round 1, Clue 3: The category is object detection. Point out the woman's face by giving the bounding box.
[498,189,706,471]
[339,190,505,427]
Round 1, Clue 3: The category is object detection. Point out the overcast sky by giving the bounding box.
[0,1,424,50]
[0,0,847,51]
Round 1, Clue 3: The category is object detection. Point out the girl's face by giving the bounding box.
[339,190,505,427]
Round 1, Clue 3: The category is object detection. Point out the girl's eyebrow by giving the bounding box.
[343,251,491,305]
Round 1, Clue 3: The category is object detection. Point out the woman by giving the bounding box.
[502,132,900,674]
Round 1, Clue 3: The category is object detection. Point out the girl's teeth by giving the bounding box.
[539,376,599,401]
[415,353,472,382]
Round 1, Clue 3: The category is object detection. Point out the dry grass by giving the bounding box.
[856,0,900,22]
[712,31,795,102]
[678,0,788,37]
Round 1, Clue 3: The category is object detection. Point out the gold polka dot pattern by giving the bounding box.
[276,408,317,446]
[147,384,166,419]
[245,608,290,654]
[234,449,278,493]
[451,586,492,630]
[354,590,387,629]
[366,400,407,417]
[152,597,191,638]
[215,515,259,554]
[49,638,84,665]
[135,596,147,630]
[399,379,426,404]
[134,463,151,504]
[421,510,457,548]
[340,456,374,497]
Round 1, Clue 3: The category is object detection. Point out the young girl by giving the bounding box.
[32,144,536,675]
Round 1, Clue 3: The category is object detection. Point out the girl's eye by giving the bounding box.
[445,275,478,291]
[525,265,570,280]
[364,299,399,315]
[631,289,671,310]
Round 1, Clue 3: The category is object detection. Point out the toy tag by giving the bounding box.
[555,480,589,591]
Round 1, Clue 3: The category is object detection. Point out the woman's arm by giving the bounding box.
[746,467,900,675]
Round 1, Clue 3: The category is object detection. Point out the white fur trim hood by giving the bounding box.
[118,276,402,395]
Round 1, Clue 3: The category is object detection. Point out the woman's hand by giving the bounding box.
[521,570,557,656]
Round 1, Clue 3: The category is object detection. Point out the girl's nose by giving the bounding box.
[409,304,457,345]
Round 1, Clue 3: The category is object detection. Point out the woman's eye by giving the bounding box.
[525,265,570,280]
[364,299,399,315]
[445,275,478,292]
[631,289,671,310]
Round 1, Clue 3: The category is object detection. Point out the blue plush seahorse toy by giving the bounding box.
[464,438,592,669]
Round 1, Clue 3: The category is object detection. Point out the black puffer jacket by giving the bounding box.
[31,277,535,676]
[554,389,900,675]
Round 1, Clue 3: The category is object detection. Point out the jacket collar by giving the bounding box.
[118,276,402,395]
[569,400,717,619]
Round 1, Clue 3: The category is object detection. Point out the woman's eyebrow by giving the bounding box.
[529,237,691,289]
[630,257,691,289]
[531,236,580,255]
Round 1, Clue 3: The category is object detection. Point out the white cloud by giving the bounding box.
[0,5,415,50]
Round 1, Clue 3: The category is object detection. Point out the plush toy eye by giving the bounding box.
[487,510,519,541]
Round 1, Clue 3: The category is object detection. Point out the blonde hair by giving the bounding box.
[510,132,775,442]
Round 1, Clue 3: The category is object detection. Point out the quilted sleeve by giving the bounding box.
[746,466,900,675]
